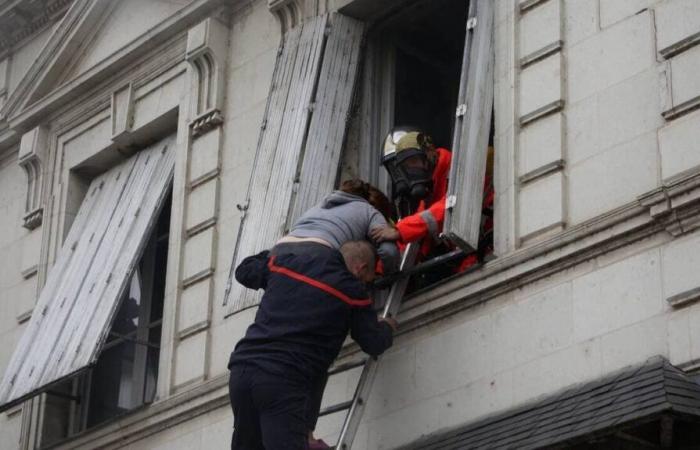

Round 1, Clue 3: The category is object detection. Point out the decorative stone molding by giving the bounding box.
[190,108,224,138]
[0,0,72,58]
[268,0,303,32]
[186,18,228,124]
[638,170,700,237]
[18,126,48,230]
[111,83,135,141]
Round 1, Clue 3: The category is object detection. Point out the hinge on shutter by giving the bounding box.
[446,195,457,209]
[456,104,467,117]
[261,119,267,130]
[467,17,477,30]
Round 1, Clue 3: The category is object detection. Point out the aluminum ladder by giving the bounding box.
[317,242,421,449]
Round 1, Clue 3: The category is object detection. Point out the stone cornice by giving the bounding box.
[0,0,72,59]
[3,0,230,136]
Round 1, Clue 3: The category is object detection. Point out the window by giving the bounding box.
[345,0,495,290]
[0,137,176,432]
[40,194,170,445]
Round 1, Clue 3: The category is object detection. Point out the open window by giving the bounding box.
[0,136,175,435]
[40,191,170,445]
[343,0,495,290]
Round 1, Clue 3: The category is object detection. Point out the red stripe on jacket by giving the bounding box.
[267,256,372,307]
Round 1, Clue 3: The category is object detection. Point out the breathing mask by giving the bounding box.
[382,129,435,212]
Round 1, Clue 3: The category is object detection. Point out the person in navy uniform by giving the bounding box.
[228,240,396,449]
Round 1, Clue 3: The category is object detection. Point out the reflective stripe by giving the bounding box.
[420,210,440,241]
[267,257,372,307]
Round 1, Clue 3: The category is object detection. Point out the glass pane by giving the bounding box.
[86,339,137,428]
[111,270,142,336]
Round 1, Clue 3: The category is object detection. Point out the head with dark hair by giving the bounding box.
[367,186,395,222]
[339,179,371,201]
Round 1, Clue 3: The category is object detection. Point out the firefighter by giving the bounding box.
[228,241,396,449]
[371,128,494,275]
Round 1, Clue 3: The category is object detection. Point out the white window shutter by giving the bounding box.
[443,0,495,252]
[0,136,176,411]
[224,14,364,314]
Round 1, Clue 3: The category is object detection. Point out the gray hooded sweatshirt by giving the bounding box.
[289,191,400,273]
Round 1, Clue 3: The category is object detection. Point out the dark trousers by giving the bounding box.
[229,364,309,450]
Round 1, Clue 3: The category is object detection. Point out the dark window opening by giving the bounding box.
[40,191,171,448]
[366,0,495,293]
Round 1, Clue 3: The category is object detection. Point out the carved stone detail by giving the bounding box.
[18,127,48,230]
[638,170,700,237]
[186,18,228,127]
[268,0,303,32]
[190,109,224,138]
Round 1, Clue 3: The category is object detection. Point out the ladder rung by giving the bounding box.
[328,358,368,376]
[319,400,353,417]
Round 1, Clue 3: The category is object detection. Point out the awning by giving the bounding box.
[0,136,175,411]
[400,356,700,449]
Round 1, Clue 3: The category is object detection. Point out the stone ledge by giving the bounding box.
[667,287,700,309]
[519,40,563,69]
[519,100,564,127]
[519,0,549,14]
[518,159,564,185]
[659,30,700,60]
[662,95,700,122]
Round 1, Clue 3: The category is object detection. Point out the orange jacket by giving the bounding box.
[395,148,451,245]
[396,147,495,271]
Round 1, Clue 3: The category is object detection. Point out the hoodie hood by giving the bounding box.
[320,191,368,209]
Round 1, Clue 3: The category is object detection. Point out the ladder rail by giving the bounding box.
[335,242,421,449]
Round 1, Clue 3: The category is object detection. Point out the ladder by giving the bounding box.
[318,241,421,449]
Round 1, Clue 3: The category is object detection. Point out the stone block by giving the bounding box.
[563,0,597,46]
[599,0,652,28]
[568,69,661,166]
[668,308,691,365]
[511,338,603,405]
[173,330,208,387]
[519,0,561,59]
[208,307,257,376]
[519,53,562,118]
[518,112,563,176]
[687,304,700,361]
[654,0,700,55]
[669,44,700,107]
[178,277,212,333]
[662,231,700,301]
[568,131,658,224]
[492,282,573,372]
[228,0,280,70]
[413,314,493,404]
[182,227,216,282]
[600,315,667,373]
[186,178,218,232]
[659,111,700,180]
[190,127,221,183]
[567,11,654,103]
[20,228,41,275]
[596,69,662,150]
[573,248,663,342]
[518,172,564,239]
[365,345,417,420]
[131,73,184,130]
[227,51,277,119]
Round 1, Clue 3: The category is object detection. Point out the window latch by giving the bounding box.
[446,195,457,209]
[456,104,467,117]
[467,17,477,30]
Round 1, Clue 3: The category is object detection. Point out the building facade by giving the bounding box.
[0,0,700,448]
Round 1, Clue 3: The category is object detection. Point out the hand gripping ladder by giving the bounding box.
[318,242,421,449]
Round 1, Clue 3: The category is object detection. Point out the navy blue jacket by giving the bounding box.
[228,243,393,382]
